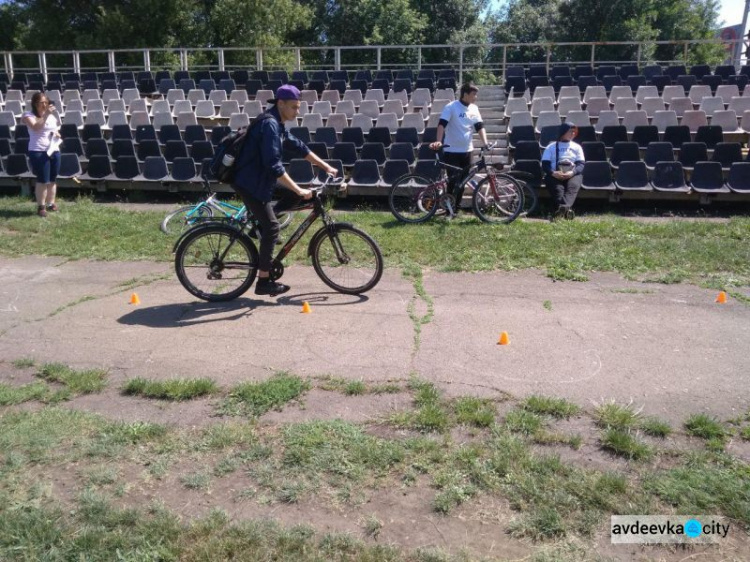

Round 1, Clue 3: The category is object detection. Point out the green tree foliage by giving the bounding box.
[0,0,725,68]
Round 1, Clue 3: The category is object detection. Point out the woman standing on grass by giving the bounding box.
[22,92,62,217]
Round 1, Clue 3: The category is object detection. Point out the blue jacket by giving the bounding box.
[232,106,310,203]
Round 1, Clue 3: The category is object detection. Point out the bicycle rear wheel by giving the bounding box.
[388,174,441,223]
[472,174,524,224]
[161,205,213,234]
[175,224,258,301]
[311,224,383,294]
[519,181,539,218]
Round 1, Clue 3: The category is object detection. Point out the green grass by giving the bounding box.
[600,428,653,461]
[0,382,49,405]
[11,358,35,368]
[593,401,641,430]
[315,375,402,396]
[684,413,727,441]
[223,371,311,416]
[521,395,581,419]
[639,416,672,438]
[543,299,552,311]
[505,409,546,435]
[122,377,218,401]
[453,397,496,427]
[644,452,750,526]
[1,406,748,556]
[37,362,108,394]
[2,196,749,287]
[740,426,750,441]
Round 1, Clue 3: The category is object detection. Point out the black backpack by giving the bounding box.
[209,113,273,183]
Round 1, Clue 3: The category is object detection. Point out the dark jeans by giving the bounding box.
[442,151,472,206]
[28,150,61,183]
[545,174,583,209]
[239,188,301,272]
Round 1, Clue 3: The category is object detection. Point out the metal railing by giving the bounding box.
[2,38,746,84]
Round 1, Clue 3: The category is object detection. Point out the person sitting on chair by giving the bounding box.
[541,122,585,220]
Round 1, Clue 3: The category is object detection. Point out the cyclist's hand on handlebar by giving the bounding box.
[429,141,442,151]
[298,188,313,200]
[323,164,339,177]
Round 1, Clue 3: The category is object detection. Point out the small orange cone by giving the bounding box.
[129,293,141,305]
[301,301,311,314]
[715,291,727,304]
[498,331,509,345]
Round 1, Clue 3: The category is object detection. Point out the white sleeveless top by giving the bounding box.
[23,112,60,152]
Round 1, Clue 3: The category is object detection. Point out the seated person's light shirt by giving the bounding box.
[439,100,483,153]
[541,140,585,170]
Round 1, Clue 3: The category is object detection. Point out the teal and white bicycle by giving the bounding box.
[160,178,293,234]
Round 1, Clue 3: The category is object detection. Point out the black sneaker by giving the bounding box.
[255,279,290,296]
[550,206,566,222]
[565,208,575,220]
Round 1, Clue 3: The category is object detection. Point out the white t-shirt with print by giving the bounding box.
[439,100,483,153]
[541,141,585,170]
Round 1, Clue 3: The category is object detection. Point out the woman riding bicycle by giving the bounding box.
[429,82,490,211]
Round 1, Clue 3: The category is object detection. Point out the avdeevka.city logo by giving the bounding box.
[610,515,730,544]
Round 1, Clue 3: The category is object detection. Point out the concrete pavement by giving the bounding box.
[0,256,748,424]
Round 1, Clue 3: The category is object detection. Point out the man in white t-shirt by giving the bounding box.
[541,123,585,220]
[429,82,488,211]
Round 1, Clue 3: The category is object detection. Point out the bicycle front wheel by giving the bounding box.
[175,225,259,301]
[472,175,524,224]
[161,205,214,234]
[311,224,383,294]
[388,174,441,224]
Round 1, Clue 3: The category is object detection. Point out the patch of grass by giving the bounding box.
[11,358,35,368]
[533,431,583,450]
[85,465,120,486]
[281,420,405,487]
[521,395,581,419]
[640,416,672,438]
[453,397,495,427]
[505,409,545,435]
[610,288,654,294]
[344,380,367,396]
[369,383,402,394]
[546,260,589,282]
[181,471,212,490]
[643,269,688,284]
[224,371,310,417]
[0,382,49,405]
[543,300,552,311]
[685,413,726,441]
[104,421,168,445]
[37,362,107,394]
[196,421,257,451]
[593,401,641,430]
[362,514,383,539]
[644,453,750,526]
[122,377,218,401]
[600,429,653,461]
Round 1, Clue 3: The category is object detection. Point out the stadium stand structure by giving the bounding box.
[0,61,748,207]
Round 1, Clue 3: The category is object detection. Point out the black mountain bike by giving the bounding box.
[173,175,383,301]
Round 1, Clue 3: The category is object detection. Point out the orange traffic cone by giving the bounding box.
[301,301,311,314]
[715,291,727,304]
[498,331,509,345]
[129,293,141,305]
